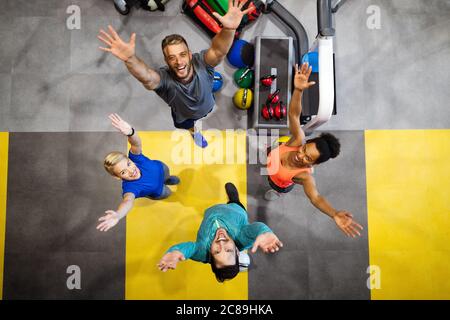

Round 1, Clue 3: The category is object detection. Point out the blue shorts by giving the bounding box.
[171,106,214,130]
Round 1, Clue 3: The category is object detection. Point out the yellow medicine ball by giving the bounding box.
[278,136,290,143]
[233,88,253,110]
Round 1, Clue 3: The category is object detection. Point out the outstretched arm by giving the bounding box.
[294,173,363,238]
[157,251,186,272]
[238,222,282,254]
[157,242,199,272]
[109,113,142,155]
[204,0,252,67]
[98,25,161,90]
[251,233,283,254]
[286,63,316,147]
[97,192,135,232]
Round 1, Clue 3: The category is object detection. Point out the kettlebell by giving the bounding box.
[266,89,280,105]
[260,75,277,87]
[274,101,287,120]
[261,104,274,120]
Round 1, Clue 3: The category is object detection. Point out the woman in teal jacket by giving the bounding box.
[157,183,283,282]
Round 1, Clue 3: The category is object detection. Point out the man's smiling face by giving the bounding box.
[163,42,193,82]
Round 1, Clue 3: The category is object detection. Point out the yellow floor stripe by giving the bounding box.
[125,130,248,299]
[0,132,9,300]
[365,130,450,299]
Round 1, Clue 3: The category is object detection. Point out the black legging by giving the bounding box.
[227,199,246,211]
[226,185,246,211]
[147,162,172,200]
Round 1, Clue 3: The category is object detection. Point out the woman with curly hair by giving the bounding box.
[265,63,363,238]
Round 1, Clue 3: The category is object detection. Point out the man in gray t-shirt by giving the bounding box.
[155,49,215,128]
[98,1,252,148]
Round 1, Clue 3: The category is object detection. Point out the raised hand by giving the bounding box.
[251,233,283,254]
[109,113,133,136]
[333,211,364,238]
[97,210,120,232]
[157,251,186,272]
[213,0,252,30]
[98,25,136,61]
[294,63,316,91]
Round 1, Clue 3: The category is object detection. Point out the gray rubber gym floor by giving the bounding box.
[1,0,448,132]
[0,0,449,300]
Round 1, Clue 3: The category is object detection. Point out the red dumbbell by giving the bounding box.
[261,104,274,120]
[266,89,280,105]
[260,75,277,87]
[274,101,287,120]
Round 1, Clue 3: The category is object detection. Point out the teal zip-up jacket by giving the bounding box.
[166,203,273,263]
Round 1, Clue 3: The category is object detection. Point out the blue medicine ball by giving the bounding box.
[301,51,319,73]
[212,71,223,92]
[227,39,255,69]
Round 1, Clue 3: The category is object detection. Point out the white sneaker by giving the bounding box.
[264,189,280,201]
[239,251,250,272]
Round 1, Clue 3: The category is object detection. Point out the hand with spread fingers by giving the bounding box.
[333,211,364,238]
[109,113,133,136]
[251,232,283,254]
[98,25,136,62]
[158,251,186,272]
[97,210,120,232]
[294,62,316,91]
[213,0,252,30]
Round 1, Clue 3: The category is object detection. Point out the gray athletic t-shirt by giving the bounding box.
[155,50,215,123]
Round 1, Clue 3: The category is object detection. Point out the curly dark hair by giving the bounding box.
[307,132,341,164]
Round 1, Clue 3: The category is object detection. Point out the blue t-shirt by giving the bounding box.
[122,152,165,198]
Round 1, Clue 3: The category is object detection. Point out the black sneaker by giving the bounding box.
[165,176,180,185]
[225,182,240,203]
[114,0,130,15]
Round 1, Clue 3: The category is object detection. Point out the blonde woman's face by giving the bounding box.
[112,158,141,181]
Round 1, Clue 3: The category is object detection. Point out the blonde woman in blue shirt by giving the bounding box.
[98,114,179,232]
